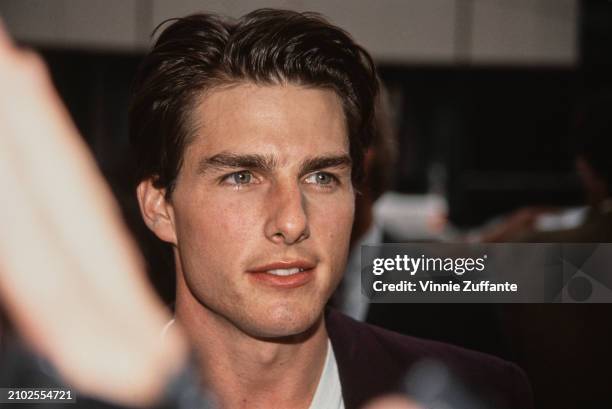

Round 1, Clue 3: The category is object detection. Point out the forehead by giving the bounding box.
[185,83,349,161]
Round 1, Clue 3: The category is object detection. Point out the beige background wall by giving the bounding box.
[0,0,577,65]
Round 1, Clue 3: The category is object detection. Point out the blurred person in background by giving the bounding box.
[533,92,612,241]
[475,92,612,243]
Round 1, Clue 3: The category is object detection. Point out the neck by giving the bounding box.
[173,275,328,409]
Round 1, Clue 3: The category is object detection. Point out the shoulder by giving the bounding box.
[326,309,533,409]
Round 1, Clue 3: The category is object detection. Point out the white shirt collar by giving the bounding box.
[308,339,345,409]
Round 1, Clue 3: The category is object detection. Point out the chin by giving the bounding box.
[242,301,324,340]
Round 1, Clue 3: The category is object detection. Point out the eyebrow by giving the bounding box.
[197,153,277,175]
[299,155,352,176]
[196,152,351,176]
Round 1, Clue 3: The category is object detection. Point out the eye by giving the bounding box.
[222,170,253,185]
[304,172,337,186]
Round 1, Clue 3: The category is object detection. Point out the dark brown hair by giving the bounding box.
[129,8,379,196]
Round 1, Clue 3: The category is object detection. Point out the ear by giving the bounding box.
[136,179,177,245]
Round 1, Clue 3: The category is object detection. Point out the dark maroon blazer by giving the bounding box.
[325,308,534,409]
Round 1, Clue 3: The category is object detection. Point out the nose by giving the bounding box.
[264,181,310,245]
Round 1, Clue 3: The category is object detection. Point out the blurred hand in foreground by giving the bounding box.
[0,19,187,407]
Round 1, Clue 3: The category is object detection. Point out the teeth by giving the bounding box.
[267,268,303,276]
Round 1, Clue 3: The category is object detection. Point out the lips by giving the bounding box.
[247,260,316,288]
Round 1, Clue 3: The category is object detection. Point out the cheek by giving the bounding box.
[310,193,355,252]
[175,193,261,255]
[330,202,354,240]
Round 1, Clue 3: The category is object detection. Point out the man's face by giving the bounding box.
[168,83,354,338]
